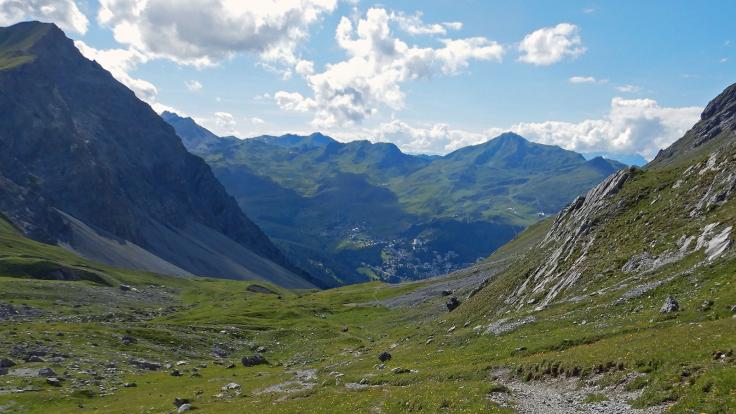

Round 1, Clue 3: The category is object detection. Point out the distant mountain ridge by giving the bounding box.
[0,21,313,288]
[164,112,625,287]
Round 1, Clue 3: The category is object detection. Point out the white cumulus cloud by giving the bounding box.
[507,97,701,160]
[363,97,701,161]
[519,23,585,65]
[96,0,337,68]
[0,0,89,34]
[276,7,504,128]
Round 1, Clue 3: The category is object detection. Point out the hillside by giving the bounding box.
[164,113,624,287]
[0,22,312,288]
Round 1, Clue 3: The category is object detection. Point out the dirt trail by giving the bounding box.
[489,369,668,414]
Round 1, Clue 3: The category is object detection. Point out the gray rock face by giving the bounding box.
[508,168,632,310]
[660,296,680,313]
[0,22,312,288]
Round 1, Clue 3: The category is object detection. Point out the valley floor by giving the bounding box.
[1,254,735,414]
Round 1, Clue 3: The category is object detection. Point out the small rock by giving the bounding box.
[38,367,56,377]
[119,284,132,292]
[25,355,44,362]
[173,397,190,407]
[447,326,456,333]
[0,358,15,368]
[46,377,62,387]
[121,335,137,345]
[340,326,349,332]
[221,382,240,391]
[225,362,236,369]
[177,403,192,413]
[241,354,268,367]
[440,290,453,296]
[446,297,460,312]
[130,359,162,370]
[255,346,267,353]
[176,360,189,366]
[170,370,182,377]
[378,352,392,362]
[701,300,714,312]
[730,304,736,313]
[391,367,410,374]
[123,382,137,388]
[660,296,679,313]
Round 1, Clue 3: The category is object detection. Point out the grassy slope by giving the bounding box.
[2,149,736,413]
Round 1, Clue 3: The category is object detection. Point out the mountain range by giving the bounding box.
[164,112,625,287]
[0,22,314,288]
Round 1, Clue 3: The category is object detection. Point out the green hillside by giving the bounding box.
[164,113,624,287]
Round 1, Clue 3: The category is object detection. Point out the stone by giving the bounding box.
[730,304,736,313]
[440,290,453,296]
[173,397,190,407]
[391,367,410,374]
[241,354,268,367]
[170,369,182,377]
[123,382,137,388]
[446,297,460,312]
[378,352,392,362]
[340,326,349,332]
[177,404,192,413]
[0,358,16,368]
[660,296,679,313]
[46,377,62,387]
[121,335,137,345]
[38,367,56,377]
[701,300,714,312]
[130,359,162,370]
[119,285,132,292]
[255,346,267,353]
[221,382,240,391]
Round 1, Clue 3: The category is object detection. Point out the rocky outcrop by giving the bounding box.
[0,22,312,288]
[507,168,632,310]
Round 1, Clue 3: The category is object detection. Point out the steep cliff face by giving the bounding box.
[465,82,736,317]
[0,22,312,288]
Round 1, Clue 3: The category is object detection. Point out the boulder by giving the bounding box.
[173,397,190,407]
[378,352,392,362]
[241,354,268,367]
[660,296,679,313]
[121,335,137,345]
[0,358,16,368]
[446,297,460,312]
[38,367,56,377]
[46,377,62,387]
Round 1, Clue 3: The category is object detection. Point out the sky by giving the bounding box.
[1,0,734,160]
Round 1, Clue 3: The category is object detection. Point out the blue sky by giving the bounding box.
[2,0,734,159]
